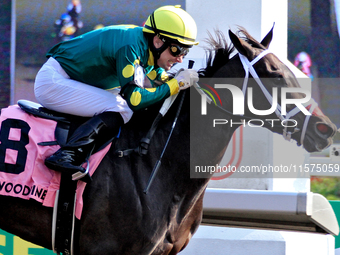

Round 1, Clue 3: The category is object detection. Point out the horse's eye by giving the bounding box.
[272,77,281,84]
[274,76,285,85]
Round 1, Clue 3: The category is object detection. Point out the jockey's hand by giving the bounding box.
[174,68,199,90]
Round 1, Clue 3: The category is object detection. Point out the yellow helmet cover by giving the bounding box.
[143,5,199,46]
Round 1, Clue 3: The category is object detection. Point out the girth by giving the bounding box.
[17,100,84,255]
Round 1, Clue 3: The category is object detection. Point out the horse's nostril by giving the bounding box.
[316,123,329,134]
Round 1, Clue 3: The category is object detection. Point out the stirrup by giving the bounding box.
[72,160,90,181]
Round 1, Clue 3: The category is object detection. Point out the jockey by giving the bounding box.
[34,5,199,176]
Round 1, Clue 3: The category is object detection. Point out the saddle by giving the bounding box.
[18,100,107,181]
[18,100,83,146]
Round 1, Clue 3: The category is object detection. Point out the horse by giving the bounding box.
[0,27,337,255]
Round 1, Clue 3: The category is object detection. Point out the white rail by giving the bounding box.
[202,188,339,235]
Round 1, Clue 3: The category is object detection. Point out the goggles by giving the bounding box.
[169,44,189,57]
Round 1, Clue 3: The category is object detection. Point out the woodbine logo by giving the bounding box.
[199,83,312,128]
[0,181,47,200]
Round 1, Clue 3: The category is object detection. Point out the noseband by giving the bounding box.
[238,50,318,146]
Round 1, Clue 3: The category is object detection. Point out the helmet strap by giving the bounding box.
[148,12,170,67]
[150,36,169,65]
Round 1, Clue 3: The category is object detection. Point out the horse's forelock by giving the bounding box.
[237,27,266,50]
[199,28,270,78]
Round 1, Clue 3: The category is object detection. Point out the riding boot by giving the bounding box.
[45,112,123,175]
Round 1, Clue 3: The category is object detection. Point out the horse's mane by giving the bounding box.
[199,27,265,78]
[198,30,234,78]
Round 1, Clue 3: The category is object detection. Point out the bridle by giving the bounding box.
[196,50,318,146]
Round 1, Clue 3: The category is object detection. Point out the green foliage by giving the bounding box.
[311,177,340,200]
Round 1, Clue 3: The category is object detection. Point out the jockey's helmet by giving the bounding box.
[143,5,199,47]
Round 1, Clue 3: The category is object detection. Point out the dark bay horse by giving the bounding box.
[0,27,337,254]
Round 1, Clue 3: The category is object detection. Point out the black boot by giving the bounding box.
[45,112,123,176]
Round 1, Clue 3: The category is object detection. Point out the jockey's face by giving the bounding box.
[153,36,184,71]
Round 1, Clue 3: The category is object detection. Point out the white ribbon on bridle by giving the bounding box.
[238,50,318,146]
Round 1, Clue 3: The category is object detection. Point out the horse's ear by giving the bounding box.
[228,29,253,58]
[260,24,274,49]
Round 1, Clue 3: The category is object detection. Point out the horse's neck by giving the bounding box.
[188,88,237,177]
[102,91,234,196]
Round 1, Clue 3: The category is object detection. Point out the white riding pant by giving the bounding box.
[34,57,133,123]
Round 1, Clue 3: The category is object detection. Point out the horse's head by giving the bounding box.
[206,27,337,152]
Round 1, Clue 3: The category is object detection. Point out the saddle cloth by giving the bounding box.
[0,105,110,219]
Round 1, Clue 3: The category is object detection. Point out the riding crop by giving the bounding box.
[144,60,194,194]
